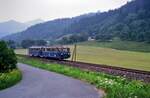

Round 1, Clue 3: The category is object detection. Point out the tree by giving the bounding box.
[95,34,113,41]
[21,40,35,48]
[144,32,150,43]
[34,40,47,46]
[7,40,16,49]
[59,37,70,44]
[0,41,17,72]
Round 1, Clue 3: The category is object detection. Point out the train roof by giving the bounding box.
[29,46,69,49]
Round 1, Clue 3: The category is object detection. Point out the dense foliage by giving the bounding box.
[0,69,22,90]
[58,33,88,44]
[0,41,17,72]
[18,56,150,98]
[7,40,16,49]
[21,40,47,48]
[66,0,150,43]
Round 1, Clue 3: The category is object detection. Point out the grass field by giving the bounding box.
[15,45,150,71]
[18,56,150,98]
[78,40,150,52]
[15,49,28,55]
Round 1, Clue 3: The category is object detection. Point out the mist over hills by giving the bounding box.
[0,20,28,38]
[0,19,44,38]
[2,0,150,43]
[25,19,44,27]
[2,13,96,41]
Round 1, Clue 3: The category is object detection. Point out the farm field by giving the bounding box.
[15,49,28,55]
[78,40,150,52]
[15,45,150,71]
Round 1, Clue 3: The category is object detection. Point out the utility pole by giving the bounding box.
[71,44,77,61]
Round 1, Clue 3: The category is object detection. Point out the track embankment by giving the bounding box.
[18,55,150,83]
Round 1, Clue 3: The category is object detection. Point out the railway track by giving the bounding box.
[19,55,150,83]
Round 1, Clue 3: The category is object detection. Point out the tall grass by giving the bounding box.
[0,69,22,90]
[18,56,150,98]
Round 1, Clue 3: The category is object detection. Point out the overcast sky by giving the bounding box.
[0,0,131,22]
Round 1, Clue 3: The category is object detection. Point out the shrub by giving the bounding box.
[0,41,17,72]
[0,69,22,90]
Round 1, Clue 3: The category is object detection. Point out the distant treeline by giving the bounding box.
[6,40,47,49]
[58,33,88,44]
[6,33,88,48]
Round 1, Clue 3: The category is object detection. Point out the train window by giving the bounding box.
[46,48,49,51]
[31,48,35,51]
[60,48,63,51]
[52,48,57,51]
[63,48,68,52]
[67,48,69,52]
[41,48,45,51]
[47,48,51,51]
[47,48,56,51]
[56,48,62,51]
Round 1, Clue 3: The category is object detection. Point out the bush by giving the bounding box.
[0,69,22,90]
[0,41,17,72]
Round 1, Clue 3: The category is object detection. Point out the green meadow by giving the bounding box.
[15,42,150,71]
[69,45,150,71]
[78,40,150,52]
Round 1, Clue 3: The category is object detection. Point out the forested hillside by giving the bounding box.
[66,0,150,43]
[2,0,150,43]
[2,18,73,41]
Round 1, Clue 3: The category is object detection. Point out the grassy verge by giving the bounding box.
[18,56,150,98]
[0,69,22,90]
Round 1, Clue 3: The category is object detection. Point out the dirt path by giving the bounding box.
[0,63,102,98]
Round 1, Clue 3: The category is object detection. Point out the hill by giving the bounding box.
[66,0,150,43]
[2,18,73,41]
[0,20,28,38]
[2,14,95,42]
[2,0,150,43]
[0,19,44,38]
[25,19,44,26]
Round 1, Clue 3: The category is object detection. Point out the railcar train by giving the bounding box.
[28,46,71,60]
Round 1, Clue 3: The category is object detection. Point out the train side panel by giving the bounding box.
[29,48,70,59]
